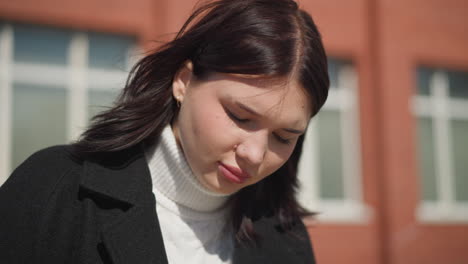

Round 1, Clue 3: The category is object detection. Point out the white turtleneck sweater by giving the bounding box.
[145,125,234,264]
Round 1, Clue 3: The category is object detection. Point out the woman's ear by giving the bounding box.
[172,61,194,103]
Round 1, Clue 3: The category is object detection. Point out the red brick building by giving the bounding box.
[0,0,467,263]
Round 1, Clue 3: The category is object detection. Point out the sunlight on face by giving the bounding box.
[172,63,312,195]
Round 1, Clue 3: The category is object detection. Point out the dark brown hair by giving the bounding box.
[73,0,329,243]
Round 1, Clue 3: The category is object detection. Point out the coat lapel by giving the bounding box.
[100,203,168,264]
[79,145,168,264]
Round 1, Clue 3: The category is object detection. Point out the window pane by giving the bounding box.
[451,119,468,201]
[13,24,70,65]
[317,110,344,199]
[327,59,350,89]
[417,117,437,201]
[327,59,340,89]
[88,32,134,70]
[448,70,468,99]
[416,67,434,96]
[12,84,67,169]
[88,89,118,121]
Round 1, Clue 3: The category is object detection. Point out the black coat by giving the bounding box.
[0,145,316,264]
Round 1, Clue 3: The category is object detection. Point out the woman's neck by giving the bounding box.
[145,125,230,213]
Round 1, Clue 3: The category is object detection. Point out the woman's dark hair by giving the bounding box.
[73,0,329,243]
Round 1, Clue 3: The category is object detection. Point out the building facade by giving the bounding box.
[0,0,467,263]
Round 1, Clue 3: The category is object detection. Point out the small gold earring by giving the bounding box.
[175,96,181,108]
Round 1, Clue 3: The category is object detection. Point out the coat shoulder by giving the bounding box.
[19,144,81,171]
[1,145,82,196]
[0,145,84,263]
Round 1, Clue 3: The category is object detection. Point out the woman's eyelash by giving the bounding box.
[227,110,249,123]
[274,134,292,145]
[226,107,292,145]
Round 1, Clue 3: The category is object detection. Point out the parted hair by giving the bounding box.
[72,0,329,243]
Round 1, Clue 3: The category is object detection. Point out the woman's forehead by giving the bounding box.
[211,75,312,125]
[220,74,308,104]
[204,72,296,89]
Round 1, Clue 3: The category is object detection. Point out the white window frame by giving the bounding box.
[0,24,13,186]
[412,70,468,223]
[0,23,136,186]
[298,63,371,223]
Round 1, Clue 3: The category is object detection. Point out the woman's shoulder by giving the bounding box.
[0,145,87,263]
[16,144,81,175]
[22,144,82,167]
[1,145,83,201]
[13,145,82,172]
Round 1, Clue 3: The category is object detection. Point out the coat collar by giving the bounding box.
[79,144,169,264]
[80,145,151,205]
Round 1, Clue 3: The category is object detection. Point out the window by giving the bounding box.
[297,59,369,222]
[0,23,136,185]
[413,67,468,222]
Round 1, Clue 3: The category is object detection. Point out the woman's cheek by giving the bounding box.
[211,114,237,150]
[263,151,291,177]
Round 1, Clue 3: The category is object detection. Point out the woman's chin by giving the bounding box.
[201,175,243,195]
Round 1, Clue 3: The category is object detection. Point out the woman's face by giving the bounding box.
[172,63,312,195]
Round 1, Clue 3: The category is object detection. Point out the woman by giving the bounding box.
[0,0,329,263]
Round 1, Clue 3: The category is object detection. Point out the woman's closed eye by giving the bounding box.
[227,109,249,123]
[226,108,295,145]
[274,133,292,145]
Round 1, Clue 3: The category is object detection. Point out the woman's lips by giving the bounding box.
[218,162,250,184]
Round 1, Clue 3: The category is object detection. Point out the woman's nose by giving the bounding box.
[235,131,268,166]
